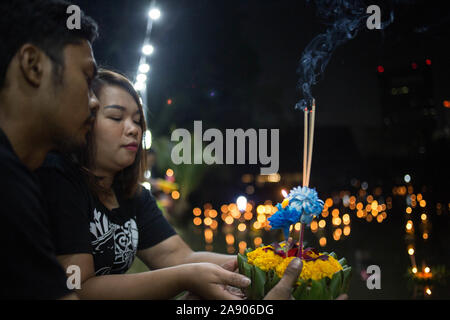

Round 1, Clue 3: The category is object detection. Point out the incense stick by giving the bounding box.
[299,99,317,258]
[306,99,316,186]
[298,109,308,257]
[303,110,308,187]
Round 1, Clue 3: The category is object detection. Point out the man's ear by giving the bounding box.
[18,44,46,87]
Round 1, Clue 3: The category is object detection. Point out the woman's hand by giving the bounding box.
[182,263,251,300]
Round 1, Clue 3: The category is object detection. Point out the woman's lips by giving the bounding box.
[123,144,138,152]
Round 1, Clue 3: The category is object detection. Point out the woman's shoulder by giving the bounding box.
[132,186,161,211]
[133,186,152,204]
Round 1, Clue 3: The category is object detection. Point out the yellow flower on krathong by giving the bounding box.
[315,257,343,278]
[247,246,284,272]
[275,257,296,278]
[296,255,343,282]
[248,246,343,282]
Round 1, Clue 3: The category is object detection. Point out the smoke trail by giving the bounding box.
[295,0,394,110]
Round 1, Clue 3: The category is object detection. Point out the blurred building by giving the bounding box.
[377,59,436,158]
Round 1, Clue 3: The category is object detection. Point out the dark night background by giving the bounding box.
[72,0,450,299]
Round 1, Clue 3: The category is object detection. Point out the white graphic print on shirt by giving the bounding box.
[90,208,139,275]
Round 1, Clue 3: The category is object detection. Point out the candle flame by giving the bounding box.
[281,189,288,198]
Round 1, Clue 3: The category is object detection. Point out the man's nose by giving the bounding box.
[89,93,100,114]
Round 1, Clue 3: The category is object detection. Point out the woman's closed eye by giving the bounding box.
[109,116,140,125]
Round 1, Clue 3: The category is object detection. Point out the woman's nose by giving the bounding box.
[125,119,140,137]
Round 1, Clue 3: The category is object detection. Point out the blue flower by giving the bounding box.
[268,203,300,239]
[288,186,324,226]
[269,186,324,237]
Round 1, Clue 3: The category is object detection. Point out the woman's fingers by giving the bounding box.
[220,257,238,272]
[212,287,245,300]
[190,263,250,299]
[215,267,251,289]
[225,270,251,289]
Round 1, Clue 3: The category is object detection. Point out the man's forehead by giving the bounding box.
[64,40,97,66]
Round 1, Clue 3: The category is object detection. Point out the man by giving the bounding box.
[264,258,303,300]
[0,0,99,299]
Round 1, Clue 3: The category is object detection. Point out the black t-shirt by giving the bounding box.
[0,129,71,299]
[37,153,177,275]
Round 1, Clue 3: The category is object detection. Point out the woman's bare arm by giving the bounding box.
[57,253,250,300]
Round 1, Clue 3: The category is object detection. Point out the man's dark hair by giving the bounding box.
[0,0,98,89]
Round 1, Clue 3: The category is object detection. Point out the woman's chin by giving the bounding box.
[117,158,136,170]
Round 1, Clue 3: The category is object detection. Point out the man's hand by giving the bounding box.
[263,257,349,300]
[264,258,303,300]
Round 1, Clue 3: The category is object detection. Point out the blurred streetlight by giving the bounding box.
[236,196,247,212]
[149,8,161,20]
[142,182,151,190]
[137,74,147,83]
[134,81,146,92]
[144,129,152,150]
[142,44,154,56]
[139,63,150,73]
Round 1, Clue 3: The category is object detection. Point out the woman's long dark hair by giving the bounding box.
[76,69,147,200]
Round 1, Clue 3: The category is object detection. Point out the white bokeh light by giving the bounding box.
[236,196,247,212]
[134,82,146,92]
[143,129,152,150]
[139,63,150,74]
[149,8,161,20]
[137,73,147,83]
[142,44,154,56]
[142,182,151,190]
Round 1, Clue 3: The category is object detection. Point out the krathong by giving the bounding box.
[238,240,352,299]
[238,190,352,299]
[238,99,352,299]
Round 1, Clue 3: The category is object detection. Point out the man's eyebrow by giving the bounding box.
[104,105,126,111]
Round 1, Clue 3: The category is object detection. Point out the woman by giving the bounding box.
[37,69,251,299]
